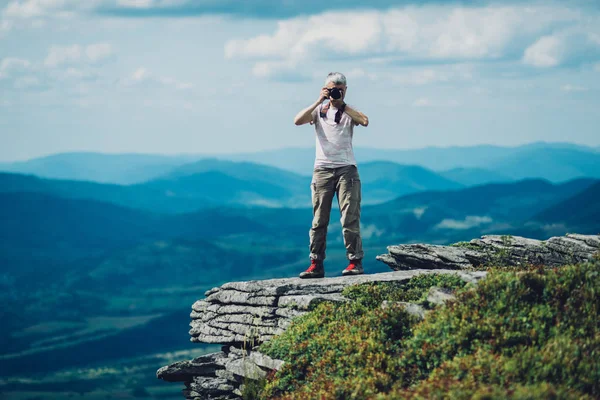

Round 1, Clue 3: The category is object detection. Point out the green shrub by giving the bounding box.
[258,274,468,399]
[395,261,599,392]
[341,273,467,308]
[256,262,599,399]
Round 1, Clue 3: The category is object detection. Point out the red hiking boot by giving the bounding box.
[299,259,324,279]
[342,259,364,276]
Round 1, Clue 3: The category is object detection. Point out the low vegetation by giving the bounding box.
[248,259,599,399]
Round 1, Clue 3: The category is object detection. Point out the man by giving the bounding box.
[293,72,369,279]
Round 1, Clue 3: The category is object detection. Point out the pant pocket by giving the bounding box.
[350,178,361,202]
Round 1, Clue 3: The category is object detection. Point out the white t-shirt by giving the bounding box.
[310,101,360,169]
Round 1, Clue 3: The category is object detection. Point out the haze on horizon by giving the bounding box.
[1,0,599,162]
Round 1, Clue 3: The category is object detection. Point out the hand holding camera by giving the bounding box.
[318,86,344,103]
[318,87,330,102]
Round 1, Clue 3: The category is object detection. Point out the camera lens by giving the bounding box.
[330,88,342,100]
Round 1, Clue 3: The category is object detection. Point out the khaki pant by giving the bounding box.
[309,164,364,261]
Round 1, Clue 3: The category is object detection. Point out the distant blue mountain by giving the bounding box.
[438,167,512,186]
[0,172,214,214]
[361,177,599,245]
[156,157,310,194]
[221,141,600,179]
[141,170,302,208]
[2,142,598,185]
[358,161,463,203]
[0,152,204,184]
[488,147,600,182]
[530,181,600,229]
[0,159,471,211]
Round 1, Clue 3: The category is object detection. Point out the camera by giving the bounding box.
[327,87,343,100]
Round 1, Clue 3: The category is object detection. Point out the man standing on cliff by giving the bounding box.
[293,72,369,279]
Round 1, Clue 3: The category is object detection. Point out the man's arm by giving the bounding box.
[293,100,321,126]
[294,87,330,125]
[344,105,369,127]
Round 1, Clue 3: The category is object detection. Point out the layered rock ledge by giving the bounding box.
[377,233,600,271]
[189,269,484,346]
[158,269,484,399]
[157,233,600,399]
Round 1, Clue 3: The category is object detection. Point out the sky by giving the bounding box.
[0,0,599,162]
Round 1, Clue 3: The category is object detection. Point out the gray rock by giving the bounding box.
[278,293,348,310]
[205,290,278,307]
[189,269,483,345]
[427,287,456,305]
[248,351,285,371]
[377,234,600,270]
[157,352,226,382]
[225,357,268,380]
[187,376,236,397]
[381,301,426,320]
[214,368,237,382]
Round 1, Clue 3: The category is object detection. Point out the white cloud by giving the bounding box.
[0,0,106,33]
[434,215,493,230]
[0,0,192,22]
[116,0,188,8]
[3,0,63,19]
[0,57,31,78]
[523,26,600,68]
[344,68,378,81]
[117,0,154,8]
[394,69,446,85]
[132,67,150,81]
[250,60,311,81]
[361,223,385,240]
[121,67,193,90]
[2,0,101,19]
[44,43,113,67]
[44,44,82,67]
[413,97,431,107]
[13,75,42,89]
[0,19,11,36]
[60,67,99,81]
[237,7,528,60]
[1,51,104,93]
[85,43,113,63]
[523,35,562,67]
[561,84,588,92]
[159,76,193,89]
[224,4,600,78]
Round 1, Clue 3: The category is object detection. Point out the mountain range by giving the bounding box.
[0,159,466,211]
[1,142,599,399]
[1,141,599,185]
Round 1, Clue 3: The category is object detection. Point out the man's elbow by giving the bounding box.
[361,116,369,127]
[294,116,309,126]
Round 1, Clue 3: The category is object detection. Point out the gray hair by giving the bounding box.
[325,72,346,86]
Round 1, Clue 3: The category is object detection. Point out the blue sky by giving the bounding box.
[0,0,599,162]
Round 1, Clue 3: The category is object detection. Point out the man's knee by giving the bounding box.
[312,214,331,230]
[340,203,360,226]
[342,225,360,236]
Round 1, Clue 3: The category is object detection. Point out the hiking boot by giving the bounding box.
[299,259,324,279]
[342,259,364,276]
